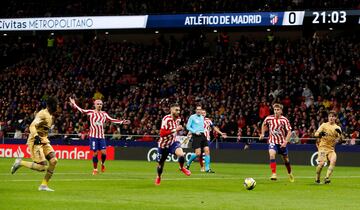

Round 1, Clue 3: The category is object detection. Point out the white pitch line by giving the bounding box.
[2,176,360,182]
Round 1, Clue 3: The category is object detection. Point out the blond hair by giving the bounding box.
[272,103,283,109]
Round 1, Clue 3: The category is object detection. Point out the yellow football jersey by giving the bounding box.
[27,109,53,144]
[315,122,341,150]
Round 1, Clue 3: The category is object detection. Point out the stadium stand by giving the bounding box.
[0,31,359,142]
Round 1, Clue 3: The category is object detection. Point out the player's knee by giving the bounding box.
[330,160,336,166]
[38,161,48,166]
[49,157,58,166]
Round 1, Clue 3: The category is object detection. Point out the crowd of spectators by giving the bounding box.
[1,0,360,18]
[0,31,359,144]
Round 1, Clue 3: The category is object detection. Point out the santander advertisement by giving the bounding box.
[0,144,114,160]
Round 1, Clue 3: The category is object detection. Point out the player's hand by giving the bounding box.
[221,133,227,138]
[319,131,327,137]
[335,128,342,135]
[176,125,184,131]
[280,141,288,148]
[34,135,42,145]
[69,97,75,106]
[122,120,131,125]
[259,134,264,140]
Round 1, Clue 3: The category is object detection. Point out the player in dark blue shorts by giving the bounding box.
[268,143,288,156]
[155,103,191,185]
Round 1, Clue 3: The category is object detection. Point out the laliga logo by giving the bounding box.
[147,147,192,162]
[310,152,328,166]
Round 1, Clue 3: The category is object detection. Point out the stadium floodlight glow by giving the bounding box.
[155,30,159,34]
[329,27,333,30]
[105,31,109,35]
[3,33,7,36]
[50,32,54,35]
[266,28,271,32]
[213,29,217,33]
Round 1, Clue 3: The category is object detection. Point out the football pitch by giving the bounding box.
[1,158,360,210]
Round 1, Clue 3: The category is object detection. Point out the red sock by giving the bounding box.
[270,159,276,174]
[199,155,204,168]
[93,162,98,169]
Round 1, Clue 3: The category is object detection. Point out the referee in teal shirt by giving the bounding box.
[186,105,214,173]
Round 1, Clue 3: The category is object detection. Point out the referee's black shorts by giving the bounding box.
[192,133,208,149]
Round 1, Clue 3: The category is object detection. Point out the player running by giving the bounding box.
[11,97,59,191]
[314,111,343,184]
[155,103,191,185]
[260,103,294,182]
[186,110,227,172]
[69,97,130,175]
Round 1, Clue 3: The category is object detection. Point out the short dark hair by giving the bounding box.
[328,110,337,117]
[47,96,58,114]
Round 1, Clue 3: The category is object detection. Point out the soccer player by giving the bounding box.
[69,97,130,175]
[314,111,343,184]
[186,106,214,173]
[187,110,227,172]
[155,103,191,185]
[260,103,294,182]
[11,97,59,191]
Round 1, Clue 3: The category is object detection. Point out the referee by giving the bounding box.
[186,105,214,173]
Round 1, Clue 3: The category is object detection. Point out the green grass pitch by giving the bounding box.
[1,158,360,210]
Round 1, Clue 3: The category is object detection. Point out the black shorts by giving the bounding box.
[192,133,208,149]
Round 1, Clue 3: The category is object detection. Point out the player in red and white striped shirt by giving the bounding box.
[69,97,130,175]
[155,103,191,185]
[260,103,294,182]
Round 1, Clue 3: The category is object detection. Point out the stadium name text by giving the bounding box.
[184,14,262,25]
[0,16,148,31]
[0,18,93,30]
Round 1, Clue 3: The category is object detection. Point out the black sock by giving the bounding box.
[285,162,292,174]
[101,154,106,164]
[178,156,185,168]
[157,165,163,176]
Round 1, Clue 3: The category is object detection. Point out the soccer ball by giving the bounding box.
[244,178,256,190]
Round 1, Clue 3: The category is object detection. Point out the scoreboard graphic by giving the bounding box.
[0,10,359,31]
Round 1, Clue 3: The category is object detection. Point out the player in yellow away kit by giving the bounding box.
[11,97,58,191]
[314,110,344,184]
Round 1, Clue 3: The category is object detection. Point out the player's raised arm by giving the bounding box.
[104,112,130,124]
[69,97,93,114]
